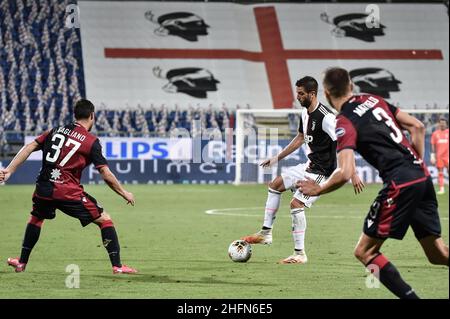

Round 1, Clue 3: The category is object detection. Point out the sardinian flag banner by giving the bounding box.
[78,2,449,109]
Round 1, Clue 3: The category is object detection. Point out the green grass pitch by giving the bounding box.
[0,183,448,299]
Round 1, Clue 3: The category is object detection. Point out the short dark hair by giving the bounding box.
[323,67,351,98]
[295,76,318,95]
[439,117,448,123]
[74,99,95,120]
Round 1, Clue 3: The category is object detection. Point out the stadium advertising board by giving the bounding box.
[25,137,192,161]
[5,138,447,185]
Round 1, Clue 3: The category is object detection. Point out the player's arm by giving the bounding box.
[90,139,135,206]
[0,141,40,183]
[260,132,304,168]
[298,149,355,196]
[394,109,426,159]
[297,114,360,196]
[322,112,363,194]
[98,166,135,206]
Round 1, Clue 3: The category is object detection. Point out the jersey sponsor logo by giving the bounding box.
[49,168,63,183]
[320,12,386,42]
[304,135,313,144]
[145,11,209,42]
[153,66,220,98]
[353,96,379,117]
[311,120,316,131]
[367,219,374,228]
[335,127,346,138]
[350,68,401,99]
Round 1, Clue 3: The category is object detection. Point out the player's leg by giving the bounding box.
[358,180,433,298]
[59,193,137,274]
[7,216,44,272]
[93,212,135,273]
[93,212,122,268]
[279,170,326,264]
[241,175,286,245]
[8,197,53,272]
[411,177,449,266]
[418,236,449,266]
[94,213,137,274]
[263,176,285,229]
[354,233,419,299]
[279,197,308,264]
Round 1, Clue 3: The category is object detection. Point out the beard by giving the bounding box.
[299,98,311,108]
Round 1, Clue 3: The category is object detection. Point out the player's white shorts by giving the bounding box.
[281,163,328,208]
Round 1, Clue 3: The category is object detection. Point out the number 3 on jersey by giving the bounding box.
[372,108,403,143]
[46,133,81,166]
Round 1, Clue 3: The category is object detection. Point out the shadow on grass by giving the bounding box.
[90,273,273,287]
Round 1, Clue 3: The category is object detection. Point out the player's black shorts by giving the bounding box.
[31,192,104,227]
[363,176,441,240]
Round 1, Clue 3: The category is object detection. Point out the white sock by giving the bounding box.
[262,188,281,229]
[291,208,306,251]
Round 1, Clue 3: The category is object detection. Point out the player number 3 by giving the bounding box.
[372,108,403,144]
[45,133,81,166]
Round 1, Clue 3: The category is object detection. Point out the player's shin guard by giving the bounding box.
[99,221,122,267]
[291,208,306,252]
[20,216,44,264]
[367,253,419,299]
[263,188,281,229]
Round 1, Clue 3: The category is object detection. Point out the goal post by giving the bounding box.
[234,108,449,185]
[234,108,302,185]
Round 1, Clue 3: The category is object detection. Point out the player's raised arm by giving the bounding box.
[0,141,41,183]
[98,166,135,206]
[260,132,304,168]
[394,109,426,159]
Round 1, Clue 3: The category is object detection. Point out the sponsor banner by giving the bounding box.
[0,158,447,185]
[0,160,235,185]
[100,137,191,160]
[9,136,446,184]
[23,136,306,162]
[25,136,192,160]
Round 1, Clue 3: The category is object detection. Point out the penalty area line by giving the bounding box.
[205,207,449,220]
[205,207,360,219]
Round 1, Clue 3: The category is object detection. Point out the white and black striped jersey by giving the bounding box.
[298,102,337,176]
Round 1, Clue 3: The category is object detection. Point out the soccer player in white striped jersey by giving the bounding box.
[241,76,364,264]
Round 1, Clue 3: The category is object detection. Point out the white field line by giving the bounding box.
[205,207,449,220]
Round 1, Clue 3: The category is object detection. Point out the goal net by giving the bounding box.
[234,108,449,185]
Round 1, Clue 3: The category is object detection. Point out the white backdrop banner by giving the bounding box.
[78,2,449,109]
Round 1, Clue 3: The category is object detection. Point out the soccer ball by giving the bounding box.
[228,240,252,262]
